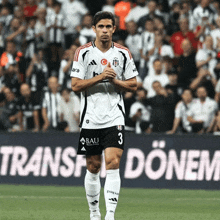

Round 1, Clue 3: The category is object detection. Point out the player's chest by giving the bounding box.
[84,53,124,79]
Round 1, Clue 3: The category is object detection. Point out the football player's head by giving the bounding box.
[92,11,116,43]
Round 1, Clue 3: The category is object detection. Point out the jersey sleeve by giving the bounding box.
[123,50,139,80]
[70,48,86,79]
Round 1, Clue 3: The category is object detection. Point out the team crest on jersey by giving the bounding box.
[116,125,122,131]
[101,59,108,65]
[112,57,119,67]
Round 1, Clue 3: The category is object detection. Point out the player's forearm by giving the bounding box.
[71,75,103,92]
[111,77,137,92]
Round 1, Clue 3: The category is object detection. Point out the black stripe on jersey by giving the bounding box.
[119,51,127,72]
[82,50,89,61]
[117,104,125,118]
[92,41,95,47]
[79,90,87,128]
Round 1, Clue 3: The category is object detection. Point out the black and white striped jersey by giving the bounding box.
[42,91,61,128]
[46,13,67,44]
[70,41,138,129]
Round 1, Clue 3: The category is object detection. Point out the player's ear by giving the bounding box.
[92,25,96,33]
[112,25,116,33]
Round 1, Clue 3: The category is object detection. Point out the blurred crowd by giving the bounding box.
[0,0,220,134]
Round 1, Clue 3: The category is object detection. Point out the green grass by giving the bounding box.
[0,185,220,220]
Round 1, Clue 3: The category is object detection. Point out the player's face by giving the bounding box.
[93,19,116,43]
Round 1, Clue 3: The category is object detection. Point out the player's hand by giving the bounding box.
[101,62,116,80]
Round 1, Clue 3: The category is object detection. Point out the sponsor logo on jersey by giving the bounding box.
[89,60,97,65]
[72,68,80,73]
[101,58,108,65]
[112,57,119,67]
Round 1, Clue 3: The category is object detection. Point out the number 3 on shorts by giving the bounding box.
[118,132,123,145]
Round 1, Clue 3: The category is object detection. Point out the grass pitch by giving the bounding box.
[0,184,220,220]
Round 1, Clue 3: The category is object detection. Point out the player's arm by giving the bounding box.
[72,62,116,93]
[110,53,138,92]
[110,77,137,92]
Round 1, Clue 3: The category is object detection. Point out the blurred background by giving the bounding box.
[0,0,220,135]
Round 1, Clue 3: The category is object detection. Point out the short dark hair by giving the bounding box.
[93,11,115,27]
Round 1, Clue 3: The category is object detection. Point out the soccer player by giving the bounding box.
[71,11,138,220]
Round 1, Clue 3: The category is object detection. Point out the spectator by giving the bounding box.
[0,41,24,79]
[24,17,36,65]
[177,39,197,89]
[58,45,76,90]
[41,76,63,132]
[125,21,141,69]
[123,91,136,131]
[5,17,26,51]
[147,30,174,75]
[129,87,151,134]
[170,15,198,57]
[26,49,48,103]
[0,64,21,96]
[187,86,218,133]
[125,0,148,24]
[102,0,115,15]
[0,22,4,56]
[210,15,220,49]
[138,18,155,80]
[59,88,80,132]
[36,0,46,9]
[14,6,26,25]
[23,0,38,19]
[190,35,217,98]
[208,110,220,133]
[35,7,47,50]
[0,87,18,131]
[114,0,132,30]
[144,81,176,132]
[46,1,66,75]
[194,12,214,44]
[167,89,195,134]
[17,83,40,132]
[78,14,96,46]
[0,6,13,30]
[137,0,163,32]
[61,0,88,49]
[143,59,169,98]
[112,15,128,42]
[192,0,216,30]
[165,69,182,101]
[195,35,217,77]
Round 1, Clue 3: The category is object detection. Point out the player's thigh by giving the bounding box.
[104,147,123,169]
[86,154,102,173]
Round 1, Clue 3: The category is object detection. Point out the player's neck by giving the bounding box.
[94,39,112,53]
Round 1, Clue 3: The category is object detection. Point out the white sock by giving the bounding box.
[104,169,121,217]
[84,169,101,215]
